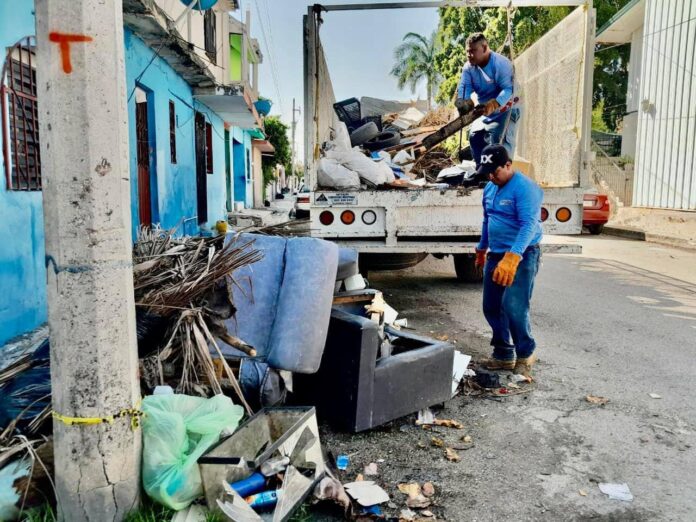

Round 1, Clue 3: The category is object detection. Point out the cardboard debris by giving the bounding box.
[434,419,464,430]
[431,437,444,448]
[364,462,379,476]
[422,482,435,497]
[344,481,390,507]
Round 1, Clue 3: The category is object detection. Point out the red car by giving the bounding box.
[583,193,611,235]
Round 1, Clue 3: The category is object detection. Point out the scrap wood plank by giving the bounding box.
[421,110,478,152]
[401,125,441,137]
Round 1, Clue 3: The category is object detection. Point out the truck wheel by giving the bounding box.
[453,254,483,283]
[349,122,380,147]
[588,224,604,235]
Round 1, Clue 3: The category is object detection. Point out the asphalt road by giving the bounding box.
[316,236,696,521]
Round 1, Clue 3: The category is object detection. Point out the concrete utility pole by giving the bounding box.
[35,1,141,520]
[291,98,301,187]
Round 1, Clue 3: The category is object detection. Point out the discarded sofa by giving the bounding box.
[220,233,338,374]
[294,307,454,432]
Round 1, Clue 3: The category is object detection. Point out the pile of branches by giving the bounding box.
[412,150,454,182]
[133,227,262,413]
[133,227,262,316]
[420,106,457,127]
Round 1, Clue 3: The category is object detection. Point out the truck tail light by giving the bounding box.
[297,196,310,204]
[556,207,572,222]
[540,207,549,222]
[341,210,355,225]
[362,210,377,225]
[319,211,334,225]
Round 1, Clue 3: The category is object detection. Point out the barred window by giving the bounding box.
[1,36,41,191]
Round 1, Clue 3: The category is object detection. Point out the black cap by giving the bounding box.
[476,144,511,177]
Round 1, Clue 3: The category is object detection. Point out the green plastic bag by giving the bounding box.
[141,393,244,510]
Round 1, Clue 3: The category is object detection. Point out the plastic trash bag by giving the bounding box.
[325,148,395,186]
[317,158,360,190]
[141,394,244,510]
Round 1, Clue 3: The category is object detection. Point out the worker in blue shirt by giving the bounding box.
[455,33,520,168]
[473,144,543,378]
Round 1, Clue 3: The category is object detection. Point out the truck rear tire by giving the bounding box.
[453,254,483,283]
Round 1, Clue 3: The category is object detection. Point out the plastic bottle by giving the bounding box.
[260,456,290,476]
[246,489,282,509]
[229,472,266,497]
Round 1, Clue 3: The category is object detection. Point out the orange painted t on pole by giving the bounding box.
[48,32,93,73]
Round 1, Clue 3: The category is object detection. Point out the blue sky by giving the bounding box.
[237,0,441,161]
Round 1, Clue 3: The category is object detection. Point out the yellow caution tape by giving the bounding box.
[52,407,144,430]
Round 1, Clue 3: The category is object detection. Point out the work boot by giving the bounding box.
[480,357,516,371]
[514,354,537,379]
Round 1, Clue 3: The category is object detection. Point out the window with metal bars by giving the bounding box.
[1,36,41,191]
[204,10,217,65]
[169,100,177,164]
[205,122,213,173]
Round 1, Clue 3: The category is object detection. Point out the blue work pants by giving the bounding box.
[482,245,540,361]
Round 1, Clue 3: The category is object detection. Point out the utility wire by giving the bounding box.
[253,0,284,115]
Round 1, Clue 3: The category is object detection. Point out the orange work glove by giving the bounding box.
[492,252,522,287]
[475,249,487,269]
[483,99,500,116]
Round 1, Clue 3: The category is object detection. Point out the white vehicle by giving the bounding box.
[293,184,311,218]
[303,1,595,280]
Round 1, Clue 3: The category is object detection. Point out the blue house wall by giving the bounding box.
[124,29,229,238]
[230,127,253,207]
[0,0,47,346]
[0,20,234,346]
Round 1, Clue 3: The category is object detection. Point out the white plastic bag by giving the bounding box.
[317,158,360,189]
[325,148,394,186]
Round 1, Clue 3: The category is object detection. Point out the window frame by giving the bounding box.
[2,36,41,191]
[203,10,217,65]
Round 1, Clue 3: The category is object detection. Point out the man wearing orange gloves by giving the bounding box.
[474,144,543,378]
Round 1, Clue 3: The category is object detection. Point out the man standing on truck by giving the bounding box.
[474,144,542,378]
[455,33,520,167]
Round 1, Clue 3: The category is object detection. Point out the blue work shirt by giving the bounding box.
[457,51,514,110]
[477,172,543,255]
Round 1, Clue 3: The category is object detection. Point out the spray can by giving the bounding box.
[246,489,282,509]
[229,472,266,497]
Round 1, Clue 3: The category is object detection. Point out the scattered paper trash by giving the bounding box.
[509,373,530,384]
[422,482,435,497]
[363,462,379,476]
[394,318,409,328]
[421,510,435,518]
[398,483,430,509]
[649,393,662,399]
[586,395,609,405]
[336,455,350,471]
[445,447,460,462]
[452,352,472,396]
[343,480,390,506]
[417,408,436,425]
[598,483,633,502]
[579,489,588,497]
[400,508,417,521]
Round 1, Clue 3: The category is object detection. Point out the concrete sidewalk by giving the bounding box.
[604,207,696,250]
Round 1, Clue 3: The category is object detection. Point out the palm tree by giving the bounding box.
[390,31,441,109]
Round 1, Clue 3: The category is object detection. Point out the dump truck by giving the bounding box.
[303,1,596,280]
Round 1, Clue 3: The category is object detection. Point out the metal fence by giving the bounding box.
[591,140,634,207]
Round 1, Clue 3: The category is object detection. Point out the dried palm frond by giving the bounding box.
[420,106,457,127]
[256,218,310,237]
[143,308,252,414]
[412,150,454,182]
[133,228,263,316]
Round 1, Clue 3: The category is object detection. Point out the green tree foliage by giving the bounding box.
[433,1,632,131]
[261,115,292,187]
[592,100,611,132]
[390,31,441,108]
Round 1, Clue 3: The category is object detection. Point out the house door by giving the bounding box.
[232,138,246,205]
[224,129,232,213]
[135,93,152,227]
[195,111,208,224]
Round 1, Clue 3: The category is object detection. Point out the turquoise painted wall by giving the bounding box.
[230,127,253,207]
[0,0,48,346]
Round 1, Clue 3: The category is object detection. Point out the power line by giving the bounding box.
[252,0,285,115]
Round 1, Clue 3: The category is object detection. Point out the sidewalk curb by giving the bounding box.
[604,226,696,251]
